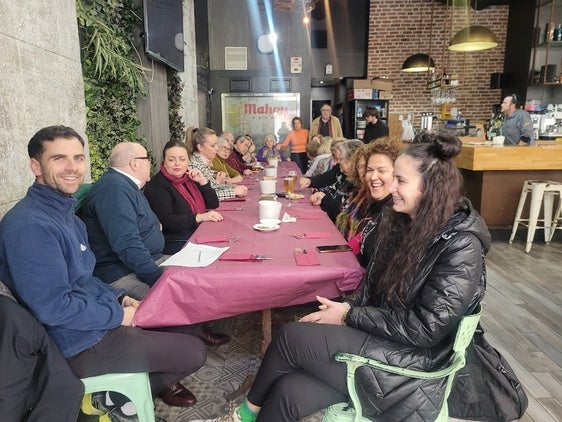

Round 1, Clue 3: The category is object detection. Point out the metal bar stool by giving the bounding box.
[509,180,562,253]
[549,194,562,243]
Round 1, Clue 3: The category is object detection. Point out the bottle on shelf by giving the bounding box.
[356,106,363,118]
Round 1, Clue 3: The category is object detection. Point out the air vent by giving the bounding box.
[225,47,247,70]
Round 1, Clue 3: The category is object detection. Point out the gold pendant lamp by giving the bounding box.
[449,0,497,52]
[401,0,436,73]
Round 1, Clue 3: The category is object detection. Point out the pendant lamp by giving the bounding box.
[401,53,436,72]
[449,25,498,51]
[449,1,497,52]
[401,0,436,73]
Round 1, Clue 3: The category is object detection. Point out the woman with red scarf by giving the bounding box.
[144,141,223,254]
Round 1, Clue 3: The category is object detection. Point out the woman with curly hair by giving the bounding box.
[336,138,401,266]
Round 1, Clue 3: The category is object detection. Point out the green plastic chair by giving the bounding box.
[323,307,482,422]
[72,183,92,214]
[81,372,155,422]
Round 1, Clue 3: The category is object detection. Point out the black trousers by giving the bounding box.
[67,325,206,396]
[291,152,309,174]
[248,321,369,422]
[0,296,84,422]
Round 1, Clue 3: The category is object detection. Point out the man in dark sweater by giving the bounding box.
[362,107,389,144]
[81,142,230,349]
[81,142,163,299]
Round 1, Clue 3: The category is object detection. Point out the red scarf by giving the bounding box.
[160,166,206,214]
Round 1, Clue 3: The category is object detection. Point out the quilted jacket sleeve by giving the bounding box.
[345,232,485,349]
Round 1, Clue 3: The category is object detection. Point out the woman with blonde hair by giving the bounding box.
[185,127,247,201]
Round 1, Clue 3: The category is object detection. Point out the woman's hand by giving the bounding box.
[197,210,224,222]
[227,175,244,184]
[310,191,325,206]
[121,306,138,326]
[188,168,207,185]
[299,296,351,325]
[243,169,253,175]
[216,171,227,184]
[121,295,140,308]
[233,185,248,197]
[299,177,311,189]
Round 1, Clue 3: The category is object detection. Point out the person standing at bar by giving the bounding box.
[501,94,535,146]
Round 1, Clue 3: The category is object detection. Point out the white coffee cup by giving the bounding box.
[259,180,276,194]
[492,136,505,145]
[265,166,278,178]
[259,200,282,220]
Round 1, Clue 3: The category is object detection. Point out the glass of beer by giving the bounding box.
[283,177,294,194]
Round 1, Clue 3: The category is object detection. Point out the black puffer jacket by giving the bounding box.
[344,200,491,421]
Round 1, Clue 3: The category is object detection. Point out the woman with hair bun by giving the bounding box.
[197,133,491,422]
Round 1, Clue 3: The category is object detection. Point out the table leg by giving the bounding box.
[224,309,272,402]
[260,308,272,355]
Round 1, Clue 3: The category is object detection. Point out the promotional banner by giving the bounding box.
[221,93,301,147]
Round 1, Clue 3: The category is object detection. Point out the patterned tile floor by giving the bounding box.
[155,304,323,422]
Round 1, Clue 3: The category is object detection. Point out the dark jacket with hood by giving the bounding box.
[343,199,491,421]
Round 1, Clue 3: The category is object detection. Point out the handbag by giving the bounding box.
[448,324,528,421]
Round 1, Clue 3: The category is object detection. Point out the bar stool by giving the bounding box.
[509,180,562,253]
[549,195,562,243]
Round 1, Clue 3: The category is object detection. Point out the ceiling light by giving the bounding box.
[449,25,498,51]
[401,53,436,73]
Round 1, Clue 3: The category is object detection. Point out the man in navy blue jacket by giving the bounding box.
[0,126,206,417]
[80,142,231,347]
[80,142,164,299]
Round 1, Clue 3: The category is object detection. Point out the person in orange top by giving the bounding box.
[276,116,309,173]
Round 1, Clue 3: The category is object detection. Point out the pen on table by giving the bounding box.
[197,251,202,262]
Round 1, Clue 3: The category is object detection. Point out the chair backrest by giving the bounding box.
[72,183,92,214]
[453,306,482,354]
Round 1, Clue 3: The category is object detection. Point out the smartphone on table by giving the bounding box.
[315,244,353,253]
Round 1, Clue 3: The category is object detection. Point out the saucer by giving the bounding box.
[259,219,281,225]
[286,193,304,200]
[253,223,280,232]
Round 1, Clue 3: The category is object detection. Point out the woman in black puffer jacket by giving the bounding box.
[204,134,491,422]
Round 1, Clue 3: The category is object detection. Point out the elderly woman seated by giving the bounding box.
[298,139,363,222]
[211,136,244,184]
[256,134,284,162]
[225,135,254,175]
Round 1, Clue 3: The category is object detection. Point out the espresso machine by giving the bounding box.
[536,107,562,140]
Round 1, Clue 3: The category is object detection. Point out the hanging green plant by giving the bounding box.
[76,0,148,180]
[167,68,186,143]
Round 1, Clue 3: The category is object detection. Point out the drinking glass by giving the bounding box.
[284,177,294,194]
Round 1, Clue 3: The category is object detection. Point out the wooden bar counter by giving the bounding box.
[455,142,562,227]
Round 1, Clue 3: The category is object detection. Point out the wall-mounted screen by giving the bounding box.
[143,0,184,72]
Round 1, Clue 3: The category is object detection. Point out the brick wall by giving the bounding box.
[367,0,509,129]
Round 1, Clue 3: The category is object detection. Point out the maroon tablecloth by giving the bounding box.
[134,162,364,328]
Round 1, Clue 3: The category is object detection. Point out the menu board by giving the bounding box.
[221,93,301,147]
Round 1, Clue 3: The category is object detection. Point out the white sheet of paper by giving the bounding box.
[159,242,229,268]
